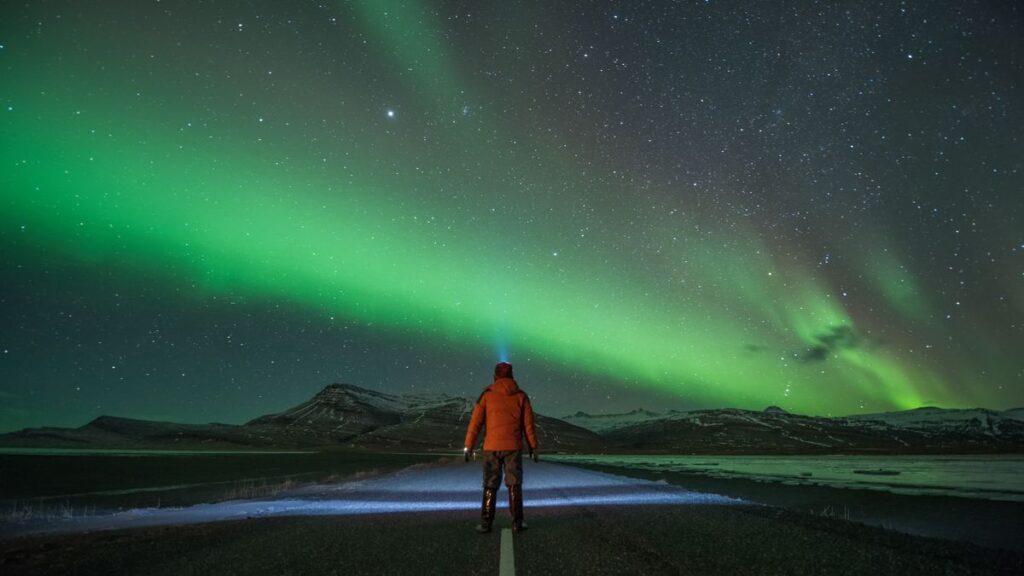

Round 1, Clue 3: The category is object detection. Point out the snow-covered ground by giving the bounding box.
[550,454,1024,501]
[0,461,743,539]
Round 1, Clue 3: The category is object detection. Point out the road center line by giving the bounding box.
[499,528,515,576]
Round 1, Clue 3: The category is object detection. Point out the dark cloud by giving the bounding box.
[801,346,830,363]
[796,325,867,363]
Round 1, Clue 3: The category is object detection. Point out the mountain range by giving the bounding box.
[569,405,1024,454]
[0,383,602,452]
[2,384,1022,454]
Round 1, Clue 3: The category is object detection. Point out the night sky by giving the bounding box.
[1,1,1022,432]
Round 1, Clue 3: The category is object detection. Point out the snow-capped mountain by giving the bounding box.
[244,383,601,450]
[245,383,432,444]
[561,408,671,433]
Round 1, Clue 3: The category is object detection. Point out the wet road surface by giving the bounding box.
[2,461,1021,575]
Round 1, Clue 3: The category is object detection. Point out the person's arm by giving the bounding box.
[523,395,538,459]
[463,394,487,459]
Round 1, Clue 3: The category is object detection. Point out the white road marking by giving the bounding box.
[500,528,515,576]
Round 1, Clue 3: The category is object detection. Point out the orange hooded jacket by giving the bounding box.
[464,377,538,452]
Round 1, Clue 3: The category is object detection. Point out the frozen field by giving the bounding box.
[550,454,1024,501]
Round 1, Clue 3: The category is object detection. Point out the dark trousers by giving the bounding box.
[482,450,523,489]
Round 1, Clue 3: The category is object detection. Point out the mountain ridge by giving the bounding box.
[1,384,1022,454]
[0,383,603,452]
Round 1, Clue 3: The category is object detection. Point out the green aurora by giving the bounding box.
[1,1,1021,428]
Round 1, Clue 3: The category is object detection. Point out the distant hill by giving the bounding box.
[0,416,252,450]
[0,383,604,452]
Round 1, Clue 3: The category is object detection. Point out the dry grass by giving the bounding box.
[220,478,297,501]
[3,500,97,523]
[814,504,851,521]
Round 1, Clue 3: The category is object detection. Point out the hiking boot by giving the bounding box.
[477,487,497,533]
[509,484,526,532]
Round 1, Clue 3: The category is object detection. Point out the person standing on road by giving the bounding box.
[463,361,539,533]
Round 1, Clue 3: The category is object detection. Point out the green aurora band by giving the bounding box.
[0,81,935,414]
[2,1,1016,416]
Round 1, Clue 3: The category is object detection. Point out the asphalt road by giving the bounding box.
[1,460,740,538]
[2,461,1021,575]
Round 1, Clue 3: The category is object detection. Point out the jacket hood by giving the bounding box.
[490,377,520,395]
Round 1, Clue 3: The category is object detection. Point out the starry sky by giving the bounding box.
[1,1,1022,432]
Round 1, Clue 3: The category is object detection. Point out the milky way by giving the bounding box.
[1,1,1022,431]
